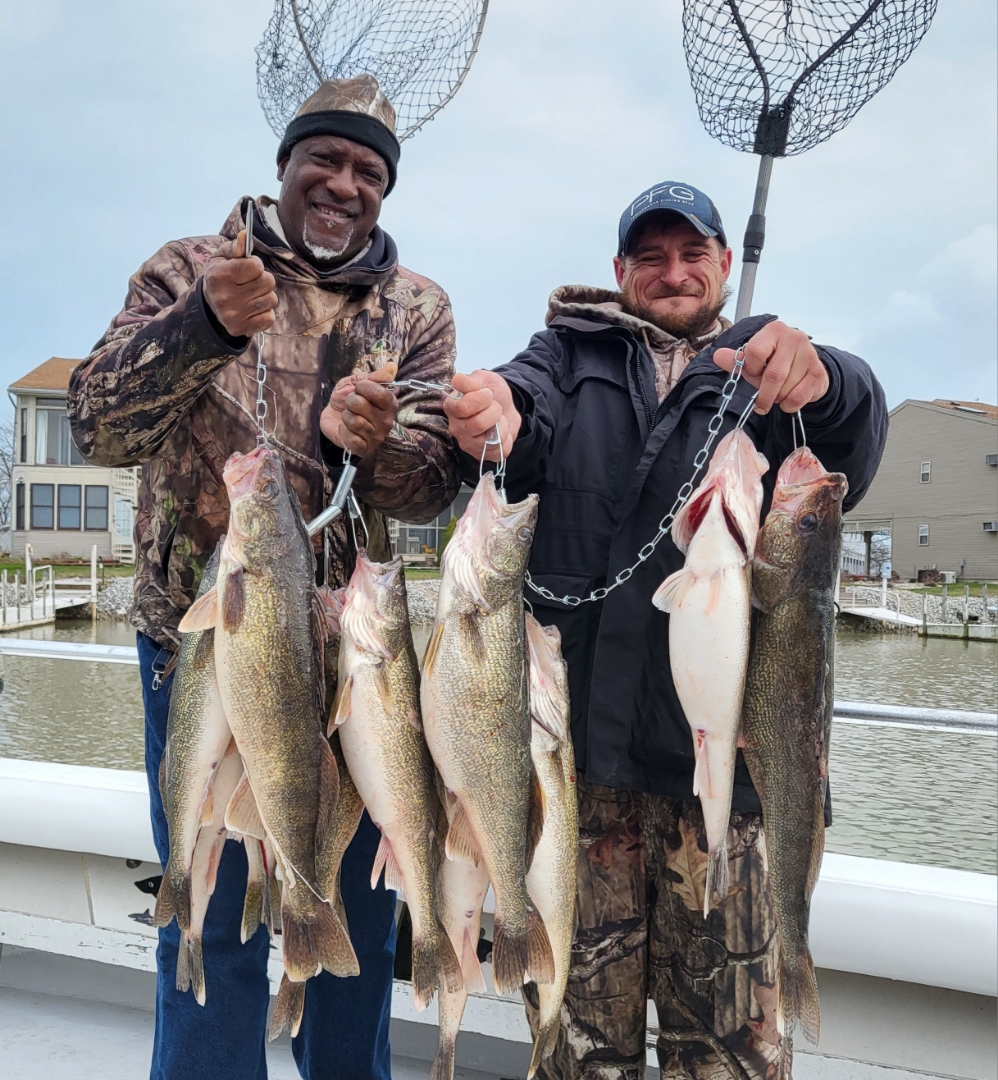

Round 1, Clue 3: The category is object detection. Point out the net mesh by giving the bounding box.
[683,0,937,157]
[257,0,488,141]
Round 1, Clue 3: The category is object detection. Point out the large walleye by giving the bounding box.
[421,472,554,995]
[523,614,577,1079]
[154,545,231,971]
[653,429,768,914]
[179,445,350,983]
[333,552,461,1010]
[741,447,847,1047]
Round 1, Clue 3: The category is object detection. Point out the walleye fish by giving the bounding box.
[653,429,768,914]
[269,733,365,1041]
[741,446,847,1047]
[179,445,349,983]
[524,614,577,1079]
[155,545,231,942]
[421,472,554,995]
[333,552,461,1010]
[241,831,280,946]
[176,739,243,1004]
[429,828,491,1080]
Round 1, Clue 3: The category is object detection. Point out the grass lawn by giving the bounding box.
[404,567,441,580]
[907,582,996,597]
[0,558,135,580]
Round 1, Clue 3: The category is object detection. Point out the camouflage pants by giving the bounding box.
[523,777,786,1080]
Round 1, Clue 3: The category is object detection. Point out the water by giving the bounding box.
[0,623,994,874]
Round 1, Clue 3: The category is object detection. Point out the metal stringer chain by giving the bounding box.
[524,351,750,608]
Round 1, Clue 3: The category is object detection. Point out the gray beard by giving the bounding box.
[303,222,350,263]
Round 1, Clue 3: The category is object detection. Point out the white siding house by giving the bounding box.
[9,358,138,563]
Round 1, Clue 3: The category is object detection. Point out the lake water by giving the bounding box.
[0,621,995,874]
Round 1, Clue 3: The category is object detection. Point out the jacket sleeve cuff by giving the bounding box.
[195,277,250,355]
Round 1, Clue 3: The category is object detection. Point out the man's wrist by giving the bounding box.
[196,278,249,353]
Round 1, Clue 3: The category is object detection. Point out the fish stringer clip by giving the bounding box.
[245,202,271,446]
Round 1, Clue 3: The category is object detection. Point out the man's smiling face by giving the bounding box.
[276,135,388,267]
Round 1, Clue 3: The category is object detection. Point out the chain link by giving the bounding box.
[524,351,748,607]
[254,333,269,442]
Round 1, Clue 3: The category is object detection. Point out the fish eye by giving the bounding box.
[395,583,406,596]
[798,512,818,533]
[517,526,533,542]
[261,480,279,499]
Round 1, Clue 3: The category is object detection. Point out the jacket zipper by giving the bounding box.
[633,348,655,434]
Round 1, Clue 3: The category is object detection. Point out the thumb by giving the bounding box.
[367,362,399,384]
[712,347,737,373]
[451,371,484,394]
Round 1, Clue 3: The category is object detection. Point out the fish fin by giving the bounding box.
[782,943,821,1046]
[444,802,481,866]
[525,613,571,744]
[706,567,726,614]
[317,585,347,638]
[330,675,353,732]
[281,891,357,982]
[411,926,464,1011]
[692,737,710,799]
[224,773,266,840]
[526,769,546,874]
[429,1040,456,1080]
[268,975,307,1042]
[528,1018,561,1079]
[704,836,730,917]
[373,662,394,716]
[461,926,486,993]
[422,621,444,676]
[178,588,218,632]
[806,805,826,899]
[241,839,275,943]
[371,835,405,895]
[652,567,696,613]
[459,612,487,663]
[153,871,191,931]
[176,931,206,1006]
[221,566,245,634]
[314,737,340,855]
[492,907,555,995]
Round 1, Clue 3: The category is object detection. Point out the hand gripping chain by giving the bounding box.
[523,351,751,608]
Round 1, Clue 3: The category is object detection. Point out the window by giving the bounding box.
[85,486,109,530]
[15,483,25,531]
[31,484,54,529]
[920,461,931,483]
[34,401,83,465]
[19,408,27,464]
[918,524,929,547]
[114,496,134,538]
[58,485,82,530]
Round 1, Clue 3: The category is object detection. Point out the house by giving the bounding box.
[388,483,474,557]
[844,399,998,582]
[9,358,139,563]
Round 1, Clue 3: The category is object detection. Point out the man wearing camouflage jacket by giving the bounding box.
[68,76,460,1080]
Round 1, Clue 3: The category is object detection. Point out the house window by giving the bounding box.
[58,485,82,530]
[920,461,931,483]
[34,402,84,466]
[85,486,109,530]
[30,484,54,529]
[918,524,929,547]
[19,408,27,464]
[15,483,25,531]
[114,496,134,537]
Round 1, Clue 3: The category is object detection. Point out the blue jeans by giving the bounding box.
[138,632,396,1080]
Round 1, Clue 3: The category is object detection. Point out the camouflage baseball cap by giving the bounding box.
[277,75,401,194]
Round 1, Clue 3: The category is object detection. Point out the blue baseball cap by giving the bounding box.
[618,182,727,255]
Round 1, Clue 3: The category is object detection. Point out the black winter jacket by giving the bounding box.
[460,312,888,808]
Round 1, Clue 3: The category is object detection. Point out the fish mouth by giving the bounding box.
[772,448,848,515]
[223,445,280,502]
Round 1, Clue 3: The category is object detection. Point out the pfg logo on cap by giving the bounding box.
[630,184,697,218]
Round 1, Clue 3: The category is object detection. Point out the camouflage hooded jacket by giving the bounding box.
[68,196,461,647]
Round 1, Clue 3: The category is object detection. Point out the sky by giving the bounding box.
[0,0,995,413]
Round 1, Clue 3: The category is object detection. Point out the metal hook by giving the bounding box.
[347,492,370,552]
[736,390,760,430]
[794,410,807,448]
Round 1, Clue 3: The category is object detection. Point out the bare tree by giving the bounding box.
[868,535,892,578]
[0,417,13,530]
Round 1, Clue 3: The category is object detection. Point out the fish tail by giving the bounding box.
[428,1036,456,1080]
[492,906,555,996]
[704,838,730,917]
[411,924,464,1012]
[781,941,821,1046]
[281,891,359,982]
[153,869,192,931]
[527,1016,561,1079]
[241,841,276,943]
[176,931,206,1006]
[268,974,307,1042]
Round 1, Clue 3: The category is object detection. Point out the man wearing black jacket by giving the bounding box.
[444,182,887,1080]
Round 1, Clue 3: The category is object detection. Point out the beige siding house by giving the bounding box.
[845,399,998,581]
[9,358,138,563]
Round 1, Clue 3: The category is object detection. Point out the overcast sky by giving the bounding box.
[1,0,995,411]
